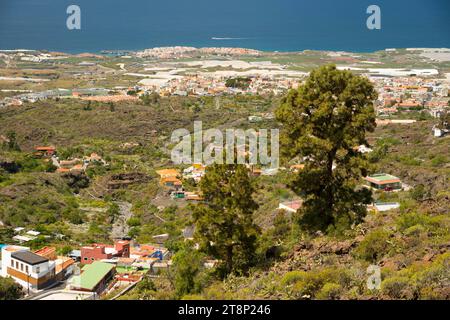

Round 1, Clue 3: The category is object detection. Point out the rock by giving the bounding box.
[422,252,435,262]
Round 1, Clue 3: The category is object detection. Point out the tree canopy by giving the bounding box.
[0,277,24,300]
[275,64,377,233]
[193,163,260,277]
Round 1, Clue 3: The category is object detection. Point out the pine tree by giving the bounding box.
[193,163,259,277]
[275,64,377,233]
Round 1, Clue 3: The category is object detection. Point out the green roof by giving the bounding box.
[367,174,400,182]
[74,261,115,291]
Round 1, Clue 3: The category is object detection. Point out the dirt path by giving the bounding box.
[111,201,133,239]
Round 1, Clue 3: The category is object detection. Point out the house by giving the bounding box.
[68,250,81,262]
[0,245,56,292]
[278,200,303,213]
[83,153,107,166]
[59,159,84,172]
[13,227,25,233]
[183,164,206,182]
[432,125,449,137]
[54,256,75,280]
[12,235,35,243]
[184,192,204,201]
[156,168,183,189]
[81,240,130,264]
[70,261,116,294]
[371,202,401,212]
[34,246,56,260]
[33,146,56,158]
[160,176,183,189]
[156,168,180,179]
[364,174,402,191]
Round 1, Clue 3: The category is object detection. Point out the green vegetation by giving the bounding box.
[0,277,24,300]
[225,77,252,89]
[0,57,448,300]
[193,164,260,277]
[276,64,377,233]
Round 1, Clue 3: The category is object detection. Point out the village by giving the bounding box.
[0,135,417,300]
[1,48,449,125]
[0,47,449,301]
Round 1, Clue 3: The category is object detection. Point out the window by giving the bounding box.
[84,257,88,261]
[36,266,40,273]
[26,266,29,273]
[20,263,23,271]
[91,258,95,260]
[10,259,14,267]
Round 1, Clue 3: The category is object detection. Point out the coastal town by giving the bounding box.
[1,47,449,124]
[0,46,449,301]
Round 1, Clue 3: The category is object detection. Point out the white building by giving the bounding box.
[0,245,56,292]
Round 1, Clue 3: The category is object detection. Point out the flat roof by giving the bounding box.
[76,261,115,291]
[365,174,401,184]
[12,251,48,265]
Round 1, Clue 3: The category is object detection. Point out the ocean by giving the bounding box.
[0,0,449,53]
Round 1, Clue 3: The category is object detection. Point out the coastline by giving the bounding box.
[1,47,450,56]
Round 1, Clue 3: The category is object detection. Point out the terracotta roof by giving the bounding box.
[34,146,56,151]
[156,169,179,177]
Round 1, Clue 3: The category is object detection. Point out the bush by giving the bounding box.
[127,217,141,227]
[316,282,342,300]
[430,155,448,167]
[0,277,24,300]
[354,229,391,262]
[409,184,426,201]
[284,268,351,299]
[381,276,412,299]
[396,212,441,232]
[281,271,306,286]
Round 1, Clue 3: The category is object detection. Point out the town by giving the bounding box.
[0,46,449,301]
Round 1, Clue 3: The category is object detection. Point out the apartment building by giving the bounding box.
[0,245,56,291]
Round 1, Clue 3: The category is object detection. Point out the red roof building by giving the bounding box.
[81,240,130,264]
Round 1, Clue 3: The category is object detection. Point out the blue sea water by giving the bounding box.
[0,0,449,53]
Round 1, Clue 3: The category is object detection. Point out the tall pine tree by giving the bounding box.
[276,64,377,233]
[193,163,259,277]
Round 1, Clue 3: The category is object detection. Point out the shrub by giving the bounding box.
[316,282,342,300]
[354,229,391,262]
[409,184,426,201]
[0,277,24,300]
[430,155,448,167]
[281,271,306,286]
[381,276,412,299]
[286,268,351,299]
[396,212,441,232]
[127,217,141,227]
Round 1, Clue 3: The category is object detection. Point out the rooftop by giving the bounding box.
[156,169,179,177]
[75,261,115,291]
[12,251,49,265]
[365,173,401,184]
